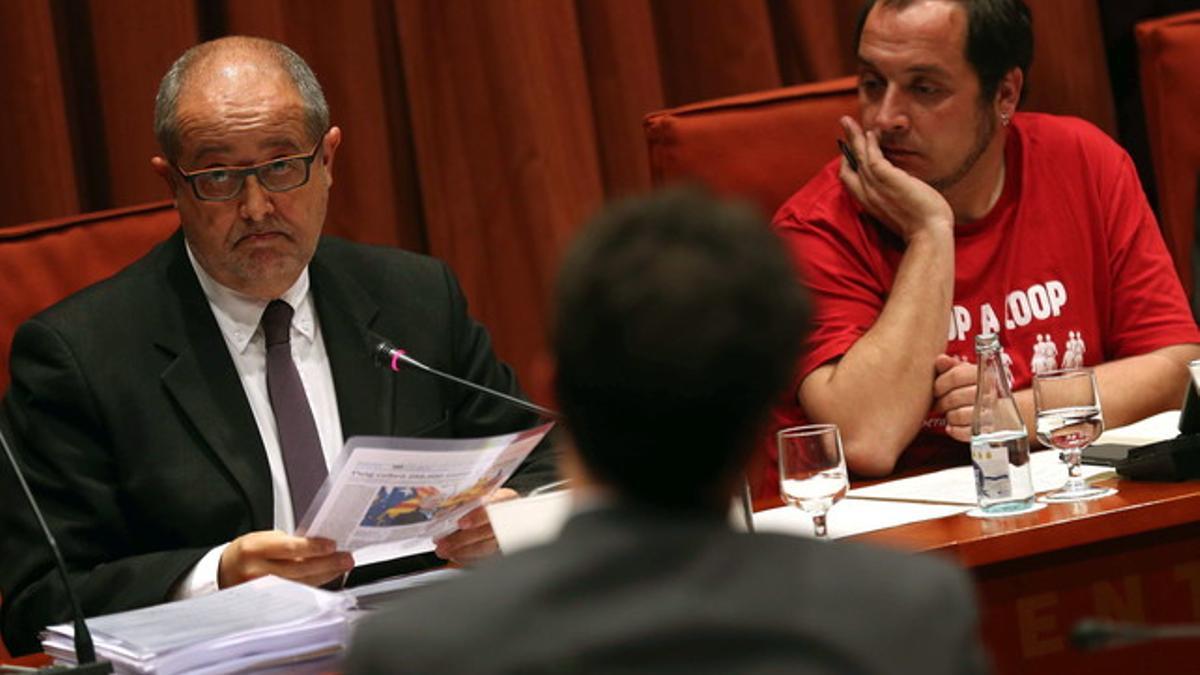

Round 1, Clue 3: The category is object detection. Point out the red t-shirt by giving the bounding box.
[759,113,1199,498]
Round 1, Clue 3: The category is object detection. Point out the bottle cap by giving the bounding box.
[975,333,1000,349]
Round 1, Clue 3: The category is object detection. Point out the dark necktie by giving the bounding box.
[261,299,327,520]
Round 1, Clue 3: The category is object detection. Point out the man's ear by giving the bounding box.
[320,126,342,187]
[995,67,1024,120]
[149,156,178,201]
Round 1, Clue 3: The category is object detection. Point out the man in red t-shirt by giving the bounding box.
[770,0,1200,485]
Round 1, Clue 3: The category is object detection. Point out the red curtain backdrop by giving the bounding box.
[0,0,1136,388]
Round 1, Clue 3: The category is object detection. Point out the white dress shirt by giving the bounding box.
[172,244,345,599]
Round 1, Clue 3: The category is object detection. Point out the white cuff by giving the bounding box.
[171,543,229,601]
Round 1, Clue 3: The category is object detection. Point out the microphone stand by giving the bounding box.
[1072,618,1200,650]
[372,338,560,420]
[740,477,755,533]
[0,422,113,673]
[373,336,759,532]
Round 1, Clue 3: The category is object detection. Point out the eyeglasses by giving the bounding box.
[173,136,324,202]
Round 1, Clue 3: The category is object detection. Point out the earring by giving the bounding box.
[1000,113,1010,127]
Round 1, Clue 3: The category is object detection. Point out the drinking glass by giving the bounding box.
[777,424,848,538]
[1033,368,1115,502]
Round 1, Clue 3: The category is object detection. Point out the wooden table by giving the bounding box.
[0,652,53,669]
[855,476,1200,674]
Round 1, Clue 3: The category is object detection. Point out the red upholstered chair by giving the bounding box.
[643,78,857,501]
[0,201,179,391]
[1137,10,1200,300]
[643,76,857,220]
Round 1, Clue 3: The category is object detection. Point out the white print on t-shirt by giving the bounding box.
[1001,349,1015,389]
[947,279,1068,342]
[1030,334,1060,374]
[1062,330,1086,368]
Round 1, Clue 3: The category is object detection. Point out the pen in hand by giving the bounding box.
[837,138,860,173]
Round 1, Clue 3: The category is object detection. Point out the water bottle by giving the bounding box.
[970,334,1035,513]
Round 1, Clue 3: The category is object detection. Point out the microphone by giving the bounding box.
[371,337,560,420]
[0,419,113,673]
[1071,618,1200,650]
[372,336,756,525]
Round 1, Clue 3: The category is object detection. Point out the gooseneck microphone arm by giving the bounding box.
[372,338,560,420]
[372,336,758,531]
[1072,618,1200,650]
[0,421,113,673]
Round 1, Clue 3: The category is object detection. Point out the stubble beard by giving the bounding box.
[927,103,999,193]
[231,240,311,297]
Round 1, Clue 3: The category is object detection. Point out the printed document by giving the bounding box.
[296,423,553,565]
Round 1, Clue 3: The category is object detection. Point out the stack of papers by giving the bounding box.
[42,576,354,674]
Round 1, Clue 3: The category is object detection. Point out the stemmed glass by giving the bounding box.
[1033,368,1116,502]
[777,424,849,538]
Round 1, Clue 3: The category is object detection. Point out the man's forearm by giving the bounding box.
[800,229,954,476]
[1012,343,1200,444]
[1095,345,1200,427]
[1012,344,1200,446]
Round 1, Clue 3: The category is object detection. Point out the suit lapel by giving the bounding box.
[154,233,273,529]
[309,245,394,439]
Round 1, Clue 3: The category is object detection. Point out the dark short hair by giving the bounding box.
[553,188,810,510]
[854,0,1033,102]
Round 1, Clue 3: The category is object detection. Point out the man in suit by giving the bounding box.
[0,36,554,655]
[347,189,987,674]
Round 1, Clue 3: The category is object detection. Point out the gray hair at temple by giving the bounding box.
[153,36,330,162]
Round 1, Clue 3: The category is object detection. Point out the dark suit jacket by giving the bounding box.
[347,505,988,675]
[0,232,556,655]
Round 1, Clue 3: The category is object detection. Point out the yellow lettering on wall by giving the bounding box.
[1092,575,1145,621]
[1017,592,1063,658]
[1173,562,1200,618]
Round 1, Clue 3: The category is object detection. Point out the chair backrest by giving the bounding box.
[0,201,179,390]
[1137,10,1200,300]
[643,79,857,500]
[643,76,857,219]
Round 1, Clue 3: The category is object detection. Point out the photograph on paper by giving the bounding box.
[295,423,553,565]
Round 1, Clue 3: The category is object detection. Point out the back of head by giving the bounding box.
[554,188,810,510]
[854,0,1033,102]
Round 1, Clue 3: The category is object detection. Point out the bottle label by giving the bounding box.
[971,436,1016,500]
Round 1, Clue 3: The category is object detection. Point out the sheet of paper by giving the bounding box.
[1096,410,1179,445]
[296,423,553,564]
[753,499,969,539]
[486,488,574,554]
[847,450,1114,506]
[486,488,751,554]
[341,567,463,610]
[755,411,1174,537]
